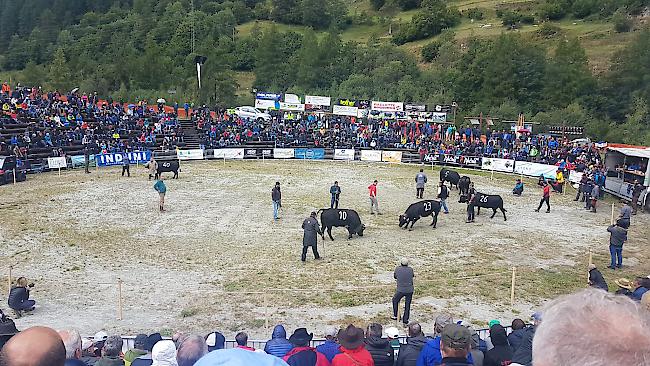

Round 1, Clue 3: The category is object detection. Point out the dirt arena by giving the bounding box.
[1,159,649,338]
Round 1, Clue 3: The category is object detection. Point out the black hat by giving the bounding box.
[289,328,313,346]
[134,334,147,349]
[145,333,163,351]
[337,325,365,349]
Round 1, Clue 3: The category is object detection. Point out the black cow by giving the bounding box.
[458,176,471,196]
[399,200,442,230]
[318,208,365,240]
[459,192,507,220]
[440,168,461,189]
[148,160,179,179]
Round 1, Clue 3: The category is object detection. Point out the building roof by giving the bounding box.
[608,147,650,159]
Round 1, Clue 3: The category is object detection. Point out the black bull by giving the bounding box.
[440,168,461,189]
[399,200,442,230]
[318,208,365,240]
[458,176,471,195]
[460,193,507,221]
[147,160,180,179]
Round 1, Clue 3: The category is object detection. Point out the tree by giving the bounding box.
[48,47,72,92]
[370,0,386,10]
[543,38,595,109]
[393,0,460,44]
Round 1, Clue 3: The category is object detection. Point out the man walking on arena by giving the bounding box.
[415,169,427,199]
[121,152,130,177]
[330,181,341,209]
[369,180,381,215]
[535,181,551,213]
[154,177,167,212]
[301,212,322,262]
[272,182,282,220]
[438,181,450,214]
[607,222,627,269]
[392,258,414,326]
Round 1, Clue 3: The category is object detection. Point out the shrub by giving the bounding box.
[464,8,484,20]
[613,10,633,32]
[421,41,441,62]
[537,23,562,38]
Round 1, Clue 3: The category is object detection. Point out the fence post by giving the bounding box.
[588,248,593,266]
[610,203,615,225]
[491,169,494,181]
[117,278,124,321]
[264,293,269,330]
[510,267,516,306]
[8,266,12,291]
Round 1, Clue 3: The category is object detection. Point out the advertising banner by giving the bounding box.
[261,148,274,158]
[405,104,426,112]
[333,105,358,116]
[256,92,281,101]
[294,148,325,160]
[305,95,331,106]
[255,99,279,110]
[382,151,403,163]
[284,93,301,104]
[274,148,295,159]
[482,157,515,173]
[335,99,357,107]
[305,104,330,112]
[47,157,67,169]
[244,149,259,158]
[279,102,305,111]
[432,112,447,123]
[371,101,404,112]
[96,151,152,167]
[460,156,482,167]
[177,149,204,160]
[514,161,558,179]
[70,154,96,168]
[334,149,355,160]
[214,148,244,159]
[361,150,382,162]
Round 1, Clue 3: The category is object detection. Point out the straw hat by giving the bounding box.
[615,278,634,290]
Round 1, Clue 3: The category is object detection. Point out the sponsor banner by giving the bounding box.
[261,148,274,158]
[96,151,152,167]
[255,99,279,110]
[274,148,295,159]
[371,101,404,112]
[382,151,403,163]
[405,104,426,112]
[177,149,204,160]
[305,95,331,106]
[214,148,244,159]
[70,154,96,168]
[460,155,482,167]
[569,171,583,184]
[357,108,369,119]
[514,161,558,179]
[432,112,447,123]
[47,157,67,169]
[284,93,301,103]
[333,105,358,116]
[482,157,515,173]
[334,149,355,160]
[244,149,259,158]
[295,148,325,160]
[279,102,305,111]
[361,150,382,162]
[255,92,281,101]
[335,99,357,107]
[305,104,330,113]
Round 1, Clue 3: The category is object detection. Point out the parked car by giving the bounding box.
[233,106,272,122]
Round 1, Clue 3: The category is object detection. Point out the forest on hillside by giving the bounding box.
[0,0,649,144]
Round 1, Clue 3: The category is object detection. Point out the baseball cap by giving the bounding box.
[435,314,454,328]
[441,324,471,350]
[324,327,338,338]
[385,327,399,338]
[531,312,543,322]
[93,331,108,342]
[488,320,501,328]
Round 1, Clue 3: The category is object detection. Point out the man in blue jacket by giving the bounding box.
[416,315,473,366]
[264,325,293,358]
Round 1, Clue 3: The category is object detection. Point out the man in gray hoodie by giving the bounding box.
[392,258,415,325]
[415,169,428,199]
[607,223,628,269]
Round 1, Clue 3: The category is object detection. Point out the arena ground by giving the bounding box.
[0,159,649,338]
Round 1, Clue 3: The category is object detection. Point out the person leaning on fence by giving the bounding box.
[124,334,148,366]
[264,324,293,358]
[392,258,414,326]
[94,335,123,366]
[484,324,512,366]
[272,182,282,221]
[154,177,167,212]
[316,327,342,363]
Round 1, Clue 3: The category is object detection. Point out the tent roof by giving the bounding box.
[608,147,650,159]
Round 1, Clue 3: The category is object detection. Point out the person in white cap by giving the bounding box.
[315,327,341,362]
[392,258,414,325]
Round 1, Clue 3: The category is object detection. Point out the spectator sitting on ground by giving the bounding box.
[532,289,650,365]
[95,335,124,366]
[507,319,526,353]
[176,334,207,366]
[264,325,293,358]
[282,328,329,366]
[124,334,148,366]
[332,325,374,366]
[365,323,394,366]
[315,327,341,363]
[58,329,85,366]
[151,340,177,366]
[0,326,66,366]
[397,322,428,366]
[484,324,512,366]
[512,179,524,196]
[235,332,254,352]
[439,324,472,366]
[416,314,473,366]
[132,333,162,366]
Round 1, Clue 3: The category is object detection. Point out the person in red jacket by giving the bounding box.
[283,328,330,366]
[535,181,551,213]
[332,325,375,366]
[368,180,381,215]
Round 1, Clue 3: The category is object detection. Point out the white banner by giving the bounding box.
[214,148,244,159]
[333,105,358,116]
[371,101,404,112]
[284,93,301,103]
[0,156,6,168]
[482,157,515,173]
[382,151,403,163]
[305,95,331,106]
[514,161,558,179]
[334,149,355,160]
[569,171,583,184]
[279,102,305,111]
[255,99,277,110]
[177,149,204,160]
[273,148,295,159]
[47,157,67,169]
[361,150,382,162]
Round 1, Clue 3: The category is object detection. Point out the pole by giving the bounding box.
[491,168,494,181]
[8,266,12,291]
[58,166,61,176]
[510,266,516,306]
[13,169,16,185]
[117,278,123,321]
[588,248,593,266]
[611,202,615,225]
[264,293,269,330]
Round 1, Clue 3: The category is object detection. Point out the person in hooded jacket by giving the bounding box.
[365,323,394,366]
[483,325,511,366]
[416,315,473,366]
[265,325,294,358]
[397,323,429,366]
[283,328,330,366]
[316,328,341,363]
[151,340,178,366]
[507,320,526,353]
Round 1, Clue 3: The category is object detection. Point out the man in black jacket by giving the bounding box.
[396,323,429,366]
[272,182,281,220]
[392,258,414,325]
[365,323,394,366]
[484,324,512,366]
